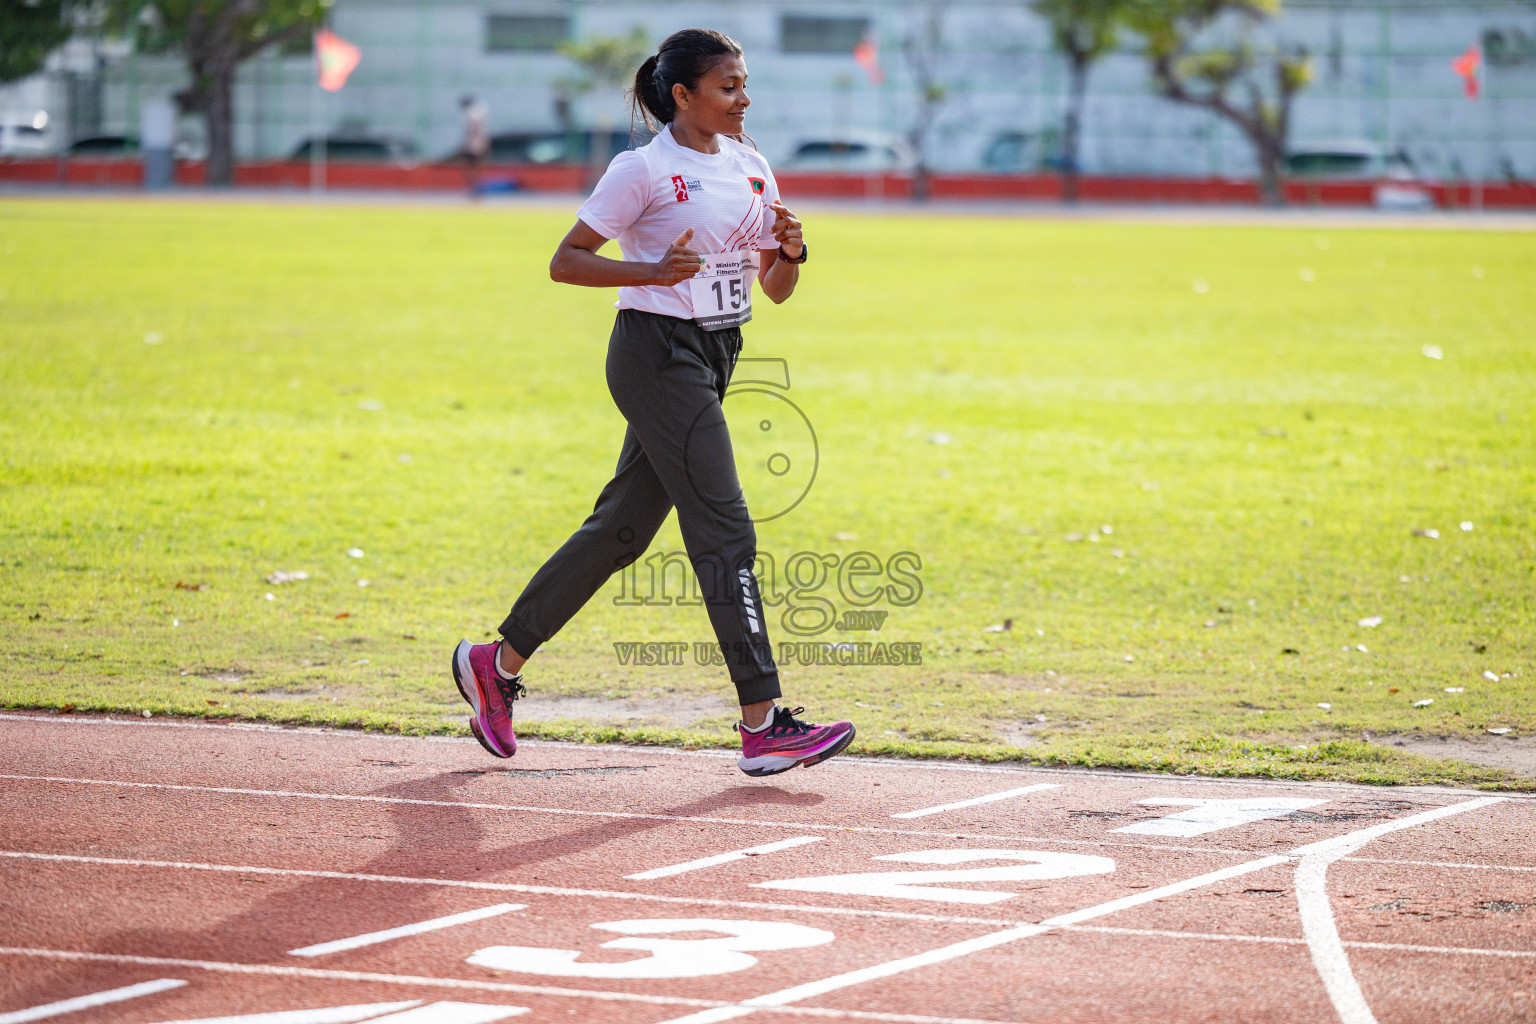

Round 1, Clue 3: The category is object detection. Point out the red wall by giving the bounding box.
[3,158,1534,209]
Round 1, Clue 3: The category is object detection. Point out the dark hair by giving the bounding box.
[631,28,744,130]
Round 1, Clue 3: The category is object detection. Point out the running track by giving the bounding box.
[1,712,1532,1024]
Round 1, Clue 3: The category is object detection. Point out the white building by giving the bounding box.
[4,0,1534,179]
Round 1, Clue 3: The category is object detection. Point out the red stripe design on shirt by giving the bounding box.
[720,196,766,254]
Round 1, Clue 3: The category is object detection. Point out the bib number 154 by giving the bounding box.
[691,251,759,331]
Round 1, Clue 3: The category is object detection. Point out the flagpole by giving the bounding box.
[310,76,322,194]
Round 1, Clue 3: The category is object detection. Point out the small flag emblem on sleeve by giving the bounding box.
[748,177,766,194]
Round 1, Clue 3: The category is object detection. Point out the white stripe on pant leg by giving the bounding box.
[0,980,187,1024]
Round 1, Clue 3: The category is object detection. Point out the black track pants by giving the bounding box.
[499,309,781,706]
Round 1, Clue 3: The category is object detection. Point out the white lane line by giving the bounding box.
[1065,924,1536,958]
[7,712,1535,799]
[1338,940,1536,959]
[890,785,1059,820]
[354,1004,527,1024]
[651,798,1509,1024]
[287,904,526,957]
[1342,856,1536,872]
[652,856,1293,1024]
[0,848,1038,927]
[1293,797,1505,1024]
[1,848,1520,962]
[0,979,186,1024]
[140,1002,422,1024]
[0,948,1025,1024]
[0,773,1264,857]
[626,837,823,880]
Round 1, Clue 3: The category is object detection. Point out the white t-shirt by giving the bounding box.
[576,123,781,320]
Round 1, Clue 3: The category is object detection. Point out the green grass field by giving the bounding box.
[2,198,1532,788]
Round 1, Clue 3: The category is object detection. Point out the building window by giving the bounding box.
[781,15,870,55]
[486,14,569,53]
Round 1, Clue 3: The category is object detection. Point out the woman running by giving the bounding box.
[452,28,856,778]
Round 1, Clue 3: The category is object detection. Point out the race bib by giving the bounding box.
[690,251,760,331]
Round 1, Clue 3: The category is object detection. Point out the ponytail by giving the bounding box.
[629,28,744,131]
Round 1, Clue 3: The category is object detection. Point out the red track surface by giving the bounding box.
[1,712,1532,1024]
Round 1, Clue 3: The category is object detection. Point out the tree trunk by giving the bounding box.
[909,119,931,202]
[1062,52,1089,204]
[203,65,236,187]
[1253,134,1284,206]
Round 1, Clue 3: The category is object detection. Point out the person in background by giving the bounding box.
[460,94,489,195]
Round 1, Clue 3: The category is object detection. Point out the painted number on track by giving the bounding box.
[754,849,1116,905]
[467,918,834,979]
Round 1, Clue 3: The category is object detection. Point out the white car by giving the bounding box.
[0,112,58,157]
[782,133,916,173]
[1286,142,1436,210]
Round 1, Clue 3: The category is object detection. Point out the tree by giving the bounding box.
[902,2,949,201]
[1126,0,1310,205]
[1,0,71,85]
[106,0,334,186]
[555,26,650,183]
[1032,0,1130,201]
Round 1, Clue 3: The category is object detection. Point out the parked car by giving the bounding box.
[68,134,139,156]
[0,113,57,157]
[781,133,916,173]
[980,131,1043,174]
[289,133,418,164]
[442,128,647,165]
[1286,142,1435,210]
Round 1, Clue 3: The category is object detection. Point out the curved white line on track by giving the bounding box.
[1293,797,1505,1024]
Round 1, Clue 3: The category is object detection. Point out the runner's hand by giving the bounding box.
[769,202,803,259]
[655,228,704,285]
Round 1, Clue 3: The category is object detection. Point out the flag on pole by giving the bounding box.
[315,29,361,92]
[853,36,885,86]
[1452,43,1481,99]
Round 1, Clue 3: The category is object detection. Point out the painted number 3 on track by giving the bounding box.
[468,849,1114,979]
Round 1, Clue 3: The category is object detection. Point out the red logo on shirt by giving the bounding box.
[671,175,689,202]
[748,177,766,195]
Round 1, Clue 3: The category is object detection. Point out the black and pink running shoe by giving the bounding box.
[452,639,526,758]
[736,705,856,777]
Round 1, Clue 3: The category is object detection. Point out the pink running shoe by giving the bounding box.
[736,705,856,777]
[452,639,526,758]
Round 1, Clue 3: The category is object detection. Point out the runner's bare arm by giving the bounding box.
[550,220,704,287]
[758,201,802,304]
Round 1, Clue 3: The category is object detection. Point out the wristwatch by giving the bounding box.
[776,242,808,265]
